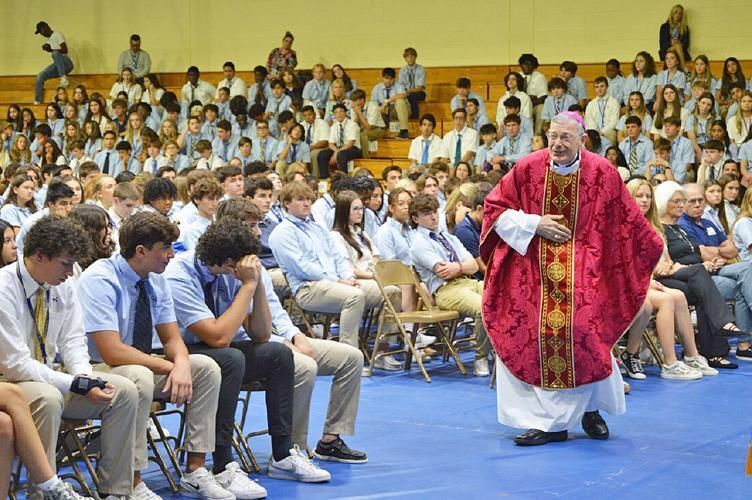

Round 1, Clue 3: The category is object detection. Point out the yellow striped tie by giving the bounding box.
[34,289,48,362]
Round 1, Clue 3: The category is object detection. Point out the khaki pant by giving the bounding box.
[13,372,139,496]
[267,267,291,302]
[434,278,491,359]
[385,98,409,131]
[310,147,326,178]
[533,103,544,134]
[359,127,386,159]
[291,338,363,452]
[294,279,400,347]
[94,354,221,470]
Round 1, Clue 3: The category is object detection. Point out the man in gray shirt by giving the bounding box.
[116,34,151,81]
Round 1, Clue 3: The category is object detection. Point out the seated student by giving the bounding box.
[0,382,93,500]
[15,178,74,256]
[159,139,192,173]
[466,98,490,131]
[650,84,688,140]
[215,87,232,122]
[371,68,409,139]
[493,114,533,170]
[116,140,141,175]
[109,99,129,137]
[559,61,588,107]
[618,116,655,176]
[300,105,330,176]
[350,89,385,159]
[302,64,331,116]
[276,111,296,143]
[76,212,233,499]
[137,102,160,133]
[108,181,140,248]
[142,177,176,216]
[211,120,239,165]
[264,79,292,137]
[440,108,478,169]
[217,164,245,201]
[683,80,715,114]
[474,123,499,173]
[497,96,534,140]
[270,182,386,348]
[645,137,674,182]
[195,140,224,171]
[727,91,752,147]
[0,174,37,228]
[274,123,311,176]
[696,140,727,183]
[174,169,212,226]
[179,116,211,162]
[323,79,353,125]
[495,72,533,129]
[0,217,143,499]
[311,175,347,228]
[94,130,121,176]
[243,180,286,294]
[408,113,443,167]
[663,116,695,183]
[251,119,279,166]
[605,58,626,106]
[165,220,330,488]
[541,78,578,131]
[685,91,718,159]
[78,161,102,185]
[178,177,222,250]
[181,66,216,106]
[374,187,414,264]
[584,77,620,144]
[35,164,72,209]
[68,139,91,173]
[216,61,247,99]
[317,104,362,178]
[449,183,488,278]
[408,194,492,376]
[248,65,273,107]
[201,104,220,141]
[30,123,57,164]
[451,77,488,119]
[398,47,426,119]
[655,47,687,108]
[723,82,746,123]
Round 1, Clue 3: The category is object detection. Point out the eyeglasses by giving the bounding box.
[668,198,686,205]
[546,132,576,143]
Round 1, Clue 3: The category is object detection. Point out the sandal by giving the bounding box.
[707,357,739,369]
[719,323,748,337]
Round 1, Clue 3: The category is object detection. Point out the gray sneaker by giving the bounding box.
[42,482,93,500]
[661,361,703,380]
[683,355,719,376]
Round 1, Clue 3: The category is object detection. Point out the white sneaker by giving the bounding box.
[683,355,719,376]
[373,354,403,371]
[180,467,235,500]
[415,332,437,349]
[214,462,267,500]
[473,358,490,377]
[42,482,93,500]
[132,482,162,500]
[660,361,703,380]
[147,419,171,440]
[310,324,324,339]
[59,77,69,87]
[268,445,331,483]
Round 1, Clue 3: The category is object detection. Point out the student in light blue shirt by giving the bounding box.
[116,141,142,177]
[44,102,65,138]
[624,51,658,105]
[495,115,533,168]
[180,116,211,161]
[232,113,256,140]
[211,120,239,164]
[374,187,414,264]
[466,99,490,131]
[541,78,578,125]
[264,80,292,138]
[201,105,220,142]
[559,61,587,105]
[606,59,627,106]
[93,130,122,176]
[450,77,487,117]
[251,120,279,165]
[656,48,688,103]
[302,64,331,114]
[1,174,37,228]
[248,66,273,107]
[273,123,311,175]
[398,47,426,119]
[474,123,500,172]
[618,116,655,176]
[664,116,695,183]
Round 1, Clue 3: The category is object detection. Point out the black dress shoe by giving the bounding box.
[514,428,568,446]
[581,411,609,440]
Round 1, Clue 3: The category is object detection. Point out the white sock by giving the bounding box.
[37,476,62,491]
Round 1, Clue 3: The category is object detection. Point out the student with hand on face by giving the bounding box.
[371,68,410,139]
[398,47,426,119]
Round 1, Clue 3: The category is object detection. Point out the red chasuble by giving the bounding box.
[480,149,663,389]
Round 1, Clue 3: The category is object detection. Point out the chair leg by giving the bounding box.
[147,432,179,493]
[234,421,260,473]
[643,327,665,366]
[441,320,467,375]
[58,430,94,497]
[66,425,100,491]
[151,412,184,480]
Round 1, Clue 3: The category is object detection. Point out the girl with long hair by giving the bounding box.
[68,204,115,272]
[616,91,653,142]
[719,57,747,115]
[83,174,116,210]
[331,64,357,99]
[650,84,687,140]
[685,92,717,159]
[9,134,32,166]
[655,46,687,110]
[623,51,657,106]
[0,174,37,227]
[726,91,752,146]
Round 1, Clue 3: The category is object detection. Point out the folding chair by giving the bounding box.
[369,260,465,382]
[281,271,337,339]
[233,381,269,473]
[147,400,185,493]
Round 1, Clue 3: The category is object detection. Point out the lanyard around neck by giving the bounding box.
[16,262,50,364]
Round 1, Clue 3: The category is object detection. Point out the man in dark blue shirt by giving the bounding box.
[452,185,490,279]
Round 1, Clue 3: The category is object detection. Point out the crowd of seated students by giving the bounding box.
[2,4,752,497]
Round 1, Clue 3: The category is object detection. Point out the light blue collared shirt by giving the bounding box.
[183,131,211,160]
[656,70,687,98]
[398,64,426,90]
[450,91,487,117]
[668,135,695,183]
[94,148,124,177]
[273,140,311,163]
[251,136,279,164]
[374,217,414,264]
[623,74,657,103]
[77,254,177,362]
[566,76,588,101]
[474,141,500,170]
[607,75,626,105]
[211,136,240,163]
[542,94,578,121]
[371,82,407,106]
[411,225,473,295]
[496,133,532,165]
[618,135,655,176]
[302,79,331,109]
[269,214,354,295]
[179,215,212,251]
[15,207,49,255]
[248,81,273,104]
[0,204,33,228]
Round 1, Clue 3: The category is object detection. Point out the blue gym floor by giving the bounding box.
[28,352,752,499]
[140,351,752,500]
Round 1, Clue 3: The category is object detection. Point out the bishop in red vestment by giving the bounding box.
[480,113,663,446]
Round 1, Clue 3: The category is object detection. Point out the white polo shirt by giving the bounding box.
[328,118,361,149]
[408,133,444,164]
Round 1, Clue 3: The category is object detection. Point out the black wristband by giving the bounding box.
[70,376,107,395]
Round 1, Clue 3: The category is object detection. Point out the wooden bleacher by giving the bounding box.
[3,60,751,178]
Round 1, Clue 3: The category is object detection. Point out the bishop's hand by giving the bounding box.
[535,214,571,242]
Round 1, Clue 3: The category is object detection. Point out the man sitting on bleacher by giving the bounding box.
[408,114,444,167]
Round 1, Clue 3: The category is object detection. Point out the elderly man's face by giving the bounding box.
[547,120,583,165]
[684,185,706,219]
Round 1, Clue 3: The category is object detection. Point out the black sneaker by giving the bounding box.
[736,347,752,362]
[397,130,409,139]
[314,438,368,464]
[619,350,646,380]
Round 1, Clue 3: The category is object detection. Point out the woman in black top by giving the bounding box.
[659,5,690,63]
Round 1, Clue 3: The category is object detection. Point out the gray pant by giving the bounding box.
[13,372,138,496]
[95,354,221,470]
[292,338,363,451]
[714,261,752,336]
